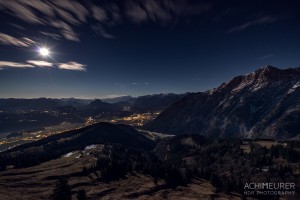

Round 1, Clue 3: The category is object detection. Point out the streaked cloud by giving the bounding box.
[125,1,148,23]
[27,60,53,67]
[57,61,87,71]
[125,0,211,24]
[40,32,62,40]
[21,1,55,18]
[10,23,25,30]
[228,15,277,33]
[0,0,212,41]
[0,61,34,69]
[51,0,88,23]
[22,37,35,45]
[0,1,44,24]
[260,54,274,60]
[91,24,114,39]
[91,6,107,22]
[0,33,35,47]
[51,20,79,42]
[55,7,81,25]
[0,60,87,71]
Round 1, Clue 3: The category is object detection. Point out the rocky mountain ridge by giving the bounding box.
[146,66,300,139]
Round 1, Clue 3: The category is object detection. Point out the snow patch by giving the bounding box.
[232,81,251,92]
[251,82,266,92]
[64,152,74,157]
[84,144,97,151]
[287,81,300,94]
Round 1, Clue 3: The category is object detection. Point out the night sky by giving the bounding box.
[0,0,300,98]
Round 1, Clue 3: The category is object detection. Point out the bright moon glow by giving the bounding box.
[39,47,49,57]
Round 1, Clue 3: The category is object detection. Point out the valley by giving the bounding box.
[0,66,299,200]
[1,1,300,199]
[0,122,299,199]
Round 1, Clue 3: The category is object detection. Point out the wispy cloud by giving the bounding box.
[125,1,148,23]
[50,20,79,42]
[55,7,81,25]
[91,5,108,22]
[0,61,34,69]
[228,15,277,33]
[125,0,211,24]
[0,1,212,41]
[260,54,274,60]
[10,23,25,30]
[0,1,44,24]
[0,60,87,71]
[22,37,35,45]
[27,60,53,67]
[40,32,62,40]
[91,24,114,39]
[57,61,87,71]
[0,33,35,47]
[51,0,88,23]
[0,1,82,41]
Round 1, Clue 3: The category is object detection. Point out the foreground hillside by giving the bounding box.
[0,123,299,199]
[146,66,300,139]
[0,144,240,200]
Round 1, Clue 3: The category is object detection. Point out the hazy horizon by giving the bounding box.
[1,64,298,99]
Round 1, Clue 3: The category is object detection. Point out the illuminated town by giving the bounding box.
[0,112,159,152]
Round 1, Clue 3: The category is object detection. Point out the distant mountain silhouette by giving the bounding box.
[0,98,61,111]
[87,99,123,111]
[146,66,300,139]
[0,93,188,135]
[130,93,188,113]
[101,95,135,104]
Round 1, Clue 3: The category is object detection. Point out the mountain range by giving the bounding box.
[1,66,299,140]
[0,93,187,113]
[146,66,300,139]
[0,93,186,135]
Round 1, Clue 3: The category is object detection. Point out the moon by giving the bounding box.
[39,47,49,57]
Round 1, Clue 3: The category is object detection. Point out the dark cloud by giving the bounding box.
[125,0,211,24]
[55,7,81,25]
[50,0,88,23]
[21,1,55,17]
[0,1,214,41]
[0,1,44,24]
[2,0,280,43]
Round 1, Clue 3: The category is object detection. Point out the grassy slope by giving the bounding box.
[0,145,242,200]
